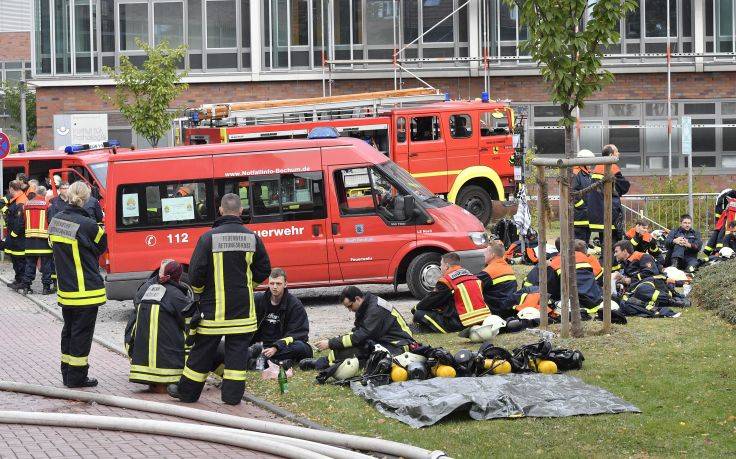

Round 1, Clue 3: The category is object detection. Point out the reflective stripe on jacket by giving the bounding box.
[441,266,490,326]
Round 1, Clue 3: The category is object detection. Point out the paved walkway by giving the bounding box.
[0,288,283,458]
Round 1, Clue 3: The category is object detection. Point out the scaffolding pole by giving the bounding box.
[667,0,672,178]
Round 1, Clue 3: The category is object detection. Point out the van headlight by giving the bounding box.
[468,232,489,247]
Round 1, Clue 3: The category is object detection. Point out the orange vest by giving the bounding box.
[24,198,50,239]
[440,266,490,326]
[482,258,517,286]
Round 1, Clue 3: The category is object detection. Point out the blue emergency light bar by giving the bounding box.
[307,127,339,139]
[65,140,121,154]
[481,92,490,103]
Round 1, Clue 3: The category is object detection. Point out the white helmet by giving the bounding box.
[663,266,689,282]
[333,358,361,380]
[719,247,735,259]
[393,352,427,368]
[577,149,595,158]
[483,315,507,330]
[518,307,541,320]
[468,325,494,343]
[610,300,619,311]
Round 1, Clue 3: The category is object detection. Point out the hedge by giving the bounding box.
[690,259,736,325]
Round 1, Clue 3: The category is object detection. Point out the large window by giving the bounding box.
[154,1,184,46]
[117,180,212,229]
[119,3,148,51]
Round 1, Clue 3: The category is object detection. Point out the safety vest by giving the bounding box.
[440,266,490,326]
[24,198,50,239]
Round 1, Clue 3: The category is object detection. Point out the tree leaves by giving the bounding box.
[96,39,188,147]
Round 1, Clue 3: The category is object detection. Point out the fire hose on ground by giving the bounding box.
[0,381,448,459]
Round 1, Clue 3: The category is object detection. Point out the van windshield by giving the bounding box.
[377,160,435,202]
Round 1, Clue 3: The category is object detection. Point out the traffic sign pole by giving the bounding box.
[681,116,694,218]
[0,129,6,262]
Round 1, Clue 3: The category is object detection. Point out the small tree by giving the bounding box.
[98,39,188,147]
[505,0,635,337]
[1,81,37,140]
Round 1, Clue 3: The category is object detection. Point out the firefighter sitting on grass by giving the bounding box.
[412,252,491,333]
[625,220,664,265]
[477,241,518,317]
[300,286,414,371]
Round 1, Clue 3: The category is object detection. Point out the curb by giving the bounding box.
[1,274,327,431]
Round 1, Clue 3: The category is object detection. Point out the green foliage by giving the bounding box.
[97,39,188,147]
[0,81,37,140]
[691,259,736,325]
[505,0,636,130]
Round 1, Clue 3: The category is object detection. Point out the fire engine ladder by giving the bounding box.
[194,88,447,127]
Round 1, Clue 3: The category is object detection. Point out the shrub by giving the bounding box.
[690,259,736,325]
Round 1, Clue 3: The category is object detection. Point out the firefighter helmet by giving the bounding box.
[390,364,409,382]
[333,358,361,380]
[393,352,427,368]
[577,149,595,158]
[663,266,689,282]
[468,315,506,342]
[610,300,620,311]
[719,247,735,259]
[517,306,541,320]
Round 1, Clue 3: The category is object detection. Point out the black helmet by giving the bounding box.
[453,349,477,376]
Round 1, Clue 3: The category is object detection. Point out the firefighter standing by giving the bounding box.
[49,182,107,388]
[169,193,271,405]
[571,149,595,243]
[4,180,28,290]
[588,145,630,242]
[412,252,490,333]
[20,185,55,295]
[477,242,518,317]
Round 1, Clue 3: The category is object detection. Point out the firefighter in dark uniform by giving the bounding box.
[412,252,490,333]
[704,189,736,255]
[503,230,539,265]
[304,286,414,371]
[20,186,55,295]
[664,214,702,272]
[49,181,107,388]
[169,193,270,405]
[625,220,663,265]
[572,149,595,243]
[250,268,312,366]
[3,181,28,289]
[477,242,518,317]
[588,145,630,242]
[547,240,603,317]
[125,260,195,391]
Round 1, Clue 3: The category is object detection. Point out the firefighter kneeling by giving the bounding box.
[168,193,271,405]
[49,182,107,388]
[412,252,491,333]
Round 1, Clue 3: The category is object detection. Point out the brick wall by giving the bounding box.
[0,32,30,61]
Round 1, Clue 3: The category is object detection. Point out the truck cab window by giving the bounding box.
[450,114,473,138]
[481,111,510,136]
[411,116,441,141]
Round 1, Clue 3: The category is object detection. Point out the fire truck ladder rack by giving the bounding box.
[192,88,446,127]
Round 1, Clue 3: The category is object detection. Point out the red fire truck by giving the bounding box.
[182,88,522,225]
[2,132,489,301]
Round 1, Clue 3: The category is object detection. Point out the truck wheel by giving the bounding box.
[406,252,443,300]
[456,185,492,226]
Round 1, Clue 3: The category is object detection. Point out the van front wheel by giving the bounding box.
[456,185,492,226]
[406,252,443,300]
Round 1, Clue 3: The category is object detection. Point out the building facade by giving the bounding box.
[28,0,736,179]
[0,0,33,132]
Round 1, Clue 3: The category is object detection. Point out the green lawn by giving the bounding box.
[245,306,736,458]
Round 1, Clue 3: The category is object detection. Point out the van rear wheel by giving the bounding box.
[456,185,492,226]
[406,252,443,300]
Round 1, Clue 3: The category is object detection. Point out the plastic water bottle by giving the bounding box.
[255,354,267,371]
[278,365,288,394]
[525,328,556,341]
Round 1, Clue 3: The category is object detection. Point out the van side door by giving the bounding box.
[327,164,417,283]
[406,114,448,194]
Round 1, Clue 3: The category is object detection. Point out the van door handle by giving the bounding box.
[479,147,488,152]
[312,224,321,237]
[409,152,419,157]
[331,223,340,235]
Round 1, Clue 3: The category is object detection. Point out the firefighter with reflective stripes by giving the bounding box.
[49,182,107,388]
[3,180,28,290]
[625,221,663,265]
[587,145,630,242]
[477,242,518,317]
[20,185,55,295]
[170,193,270,405]
[125,260,196,391]
[704,189,736,255]
[412,252,490,333]
[306,286,414,370]
[571,149,595,243]
[547,240,603,315]
[503,230,539,265]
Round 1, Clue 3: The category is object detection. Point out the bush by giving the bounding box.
[690,259,736,325]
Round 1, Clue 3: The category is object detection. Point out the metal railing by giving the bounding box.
[620,193,717,231]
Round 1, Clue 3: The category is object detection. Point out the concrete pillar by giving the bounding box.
[250,0,262,79]
[693,0,704,71]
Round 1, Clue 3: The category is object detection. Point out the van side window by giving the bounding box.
[116,180,212,229]
[410,116,441,141]
[396,117,407,143]
[481,111,510,136]
[334,167,410,222]
[215,172,325,223]
[449,114,472,138]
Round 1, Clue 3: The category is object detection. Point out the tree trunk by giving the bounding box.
[564,123,584,338]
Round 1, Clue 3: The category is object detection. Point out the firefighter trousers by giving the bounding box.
[704,229,720,255]
[412,309,463,334]
[574,227,591,244]
[10,255,25,283]
[61,307,99,386]
[22,255,53,288]
[271,341,313,363]
[179,333,252,405]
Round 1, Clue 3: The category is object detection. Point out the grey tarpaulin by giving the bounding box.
[351,373,640,428]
